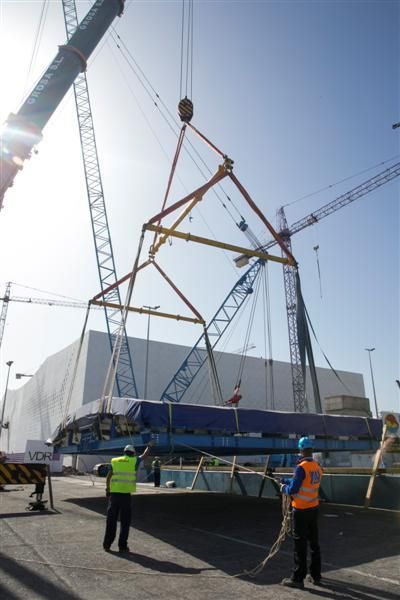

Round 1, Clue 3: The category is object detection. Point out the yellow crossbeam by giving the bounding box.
[90,300,205,325]
[144,224,291,265]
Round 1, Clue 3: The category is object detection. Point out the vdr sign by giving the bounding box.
[24,440,53,464]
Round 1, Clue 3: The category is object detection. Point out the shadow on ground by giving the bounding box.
[65,492,400,598]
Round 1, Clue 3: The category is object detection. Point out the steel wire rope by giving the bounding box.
[182,269,261,406]
[101,227,147,411]
[204,327,224,406]
[106,38,237,270]
[21,0,49,102]
[179,0,185,100]
[262,263,275,409]
[190,0,194,100]
[61,303,92,429]
[179,0,194,101]
[188,286,257,404]
[185,1,192,98]
[236,269,262,385]
[8,281,87,303]
[110,29,254,231]
[302,302,355,396]
[107,33,242,274]
[283,154,400,209]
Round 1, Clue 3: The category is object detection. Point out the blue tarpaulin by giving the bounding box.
[50,398,382,446]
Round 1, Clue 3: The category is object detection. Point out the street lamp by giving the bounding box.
[16,373,33,380]
[365,348,379,418]
[0,360,14,442]
[143,305,160,399]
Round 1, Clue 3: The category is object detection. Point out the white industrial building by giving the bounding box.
[1,329,366,460]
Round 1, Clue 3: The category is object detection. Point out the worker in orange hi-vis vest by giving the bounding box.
[279,437,323,590]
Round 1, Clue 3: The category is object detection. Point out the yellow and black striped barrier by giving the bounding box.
[0,463,47,485]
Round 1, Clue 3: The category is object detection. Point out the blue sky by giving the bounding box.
[0,0,399,413]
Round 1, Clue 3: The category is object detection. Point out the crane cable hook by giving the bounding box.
[178,0,194,123]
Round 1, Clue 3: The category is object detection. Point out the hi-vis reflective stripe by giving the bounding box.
[111,477,135,483]
[294,493,318,502]
[0,463,46,485]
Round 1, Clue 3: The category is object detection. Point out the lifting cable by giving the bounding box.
[61,302,92,429]
[283,153,400,209]
[188,290,256,404]
[179,0,194,102]
[302,296,354,395]
[204,327,224,406]
[262,263,275,409]
[101,227,147,412]
[236,268,262,385]
[313,244,323,299]
[22,0,49,101]
[109,29,256,238]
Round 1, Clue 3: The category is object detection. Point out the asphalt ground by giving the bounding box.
[0,476,399,600]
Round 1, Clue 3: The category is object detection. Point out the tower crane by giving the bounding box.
[247,160,400,412]
[161,160,400,408]
[0,282,101,355]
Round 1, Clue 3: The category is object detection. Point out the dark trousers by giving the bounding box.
[153,469,161,487]
[292,508,321,582]
[103,493,131,549]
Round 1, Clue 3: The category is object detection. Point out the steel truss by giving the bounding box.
[61,0,138,398]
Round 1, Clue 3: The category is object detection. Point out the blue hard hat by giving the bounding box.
[298,436,313,450]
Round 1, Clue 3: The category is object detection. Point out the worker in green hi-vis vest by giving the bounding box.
[103,442,153,553]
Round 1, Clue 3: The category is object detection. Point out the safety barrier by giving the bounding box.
[0,463,46,485]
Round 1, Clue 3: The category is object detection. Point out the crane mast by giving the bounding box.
[61,0,138,398]
[0,0,125,209]
[277,208,309,412]
[0,283,11,355]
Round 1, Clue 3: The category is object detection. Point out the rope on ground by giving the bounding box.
[175,441,292,577]
[241,494,291,578]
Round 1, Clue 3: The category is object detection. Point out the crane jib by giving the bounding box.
[0,0,125,209]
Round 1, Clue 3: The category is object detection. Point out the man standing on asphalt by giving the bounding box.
[151,456,161,487]
[280,436,323,589]
[103,442,152,553]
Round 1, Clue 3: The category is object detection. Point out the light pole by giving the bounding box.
[143,305,160,399]
[0,360,14,443]
[365,348,379,418]
[16,373,33,380]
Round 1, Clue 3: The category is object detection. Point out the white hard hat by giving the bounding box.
[124,444,136,454]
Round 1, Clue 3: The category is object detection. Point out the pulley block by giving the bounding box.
[178,97,194,123]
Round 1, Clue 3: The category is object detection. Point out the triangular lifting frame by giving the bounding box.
[91,122,297,403]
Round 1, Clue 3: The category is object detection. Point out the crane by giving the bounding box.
[60,0,137,398]
[252,160,400,411]
[0,0,125,209]
[0,282,101,355]
[0,0,138,398]
[161,160,400,407]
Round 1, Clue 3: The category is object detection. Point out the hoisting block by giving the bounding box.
[178,97,194,122]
